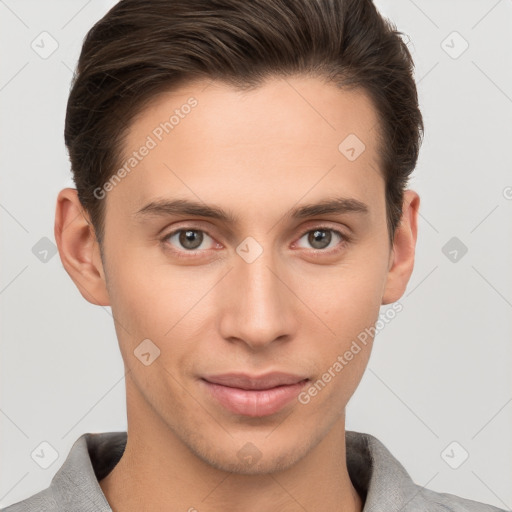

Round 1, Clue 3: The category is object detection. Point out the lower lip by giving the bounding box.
[201,378,309,417]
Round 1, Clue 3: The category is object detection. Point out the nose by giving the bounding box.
[218,244,298,351]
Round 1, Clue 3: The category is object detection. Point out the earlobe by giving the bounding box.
[381,189,420,305]
[54,188,110,306]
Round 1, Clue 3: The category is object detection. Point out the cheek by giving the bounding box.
[295,249,388,397]
[102,253,172,363]
[105,250,213,369]
[105,242,180,324]
[298,286,377,416]
[299,251,387,337]
[108,271,164,337]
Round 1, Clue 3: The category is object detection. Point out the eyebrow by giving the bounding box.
[133,196,369,224]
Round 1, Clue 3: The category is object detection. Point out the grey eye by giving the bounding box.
[296,228,342,250]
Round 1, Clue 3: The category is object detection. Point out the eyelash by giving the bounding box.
[159,225,350,259]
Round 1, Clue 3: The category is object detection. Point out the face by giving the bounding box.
[56,75,418,475]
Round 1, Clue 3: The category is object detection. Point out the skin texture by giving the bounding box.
[54,76,419,512]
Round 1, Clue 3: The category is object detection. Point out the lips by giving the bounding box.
[201,372,309,390]
[200,372,310,417]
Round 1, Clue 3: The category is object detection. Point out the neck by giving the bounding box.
[99,377,363,512]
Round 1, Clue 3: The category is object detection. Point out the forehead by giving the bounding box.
[108,76,384,220]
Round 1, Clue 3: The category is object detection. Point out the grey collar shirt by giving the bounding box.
[2,430,506,511]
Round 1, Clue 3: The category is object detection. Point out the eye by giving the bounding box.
[160,225,349,259]
[295,227,347,251]
[162,228,217,253]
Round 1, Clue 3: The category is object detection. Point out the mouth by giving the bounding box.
[200,372,310,417]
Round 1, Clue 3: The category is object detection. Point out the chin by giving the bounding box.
[190,435,312,476]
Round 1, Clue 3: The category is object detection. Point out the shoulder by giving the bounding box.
[346,431,507,512]
[1,431,121,512]
[409,486,508,512]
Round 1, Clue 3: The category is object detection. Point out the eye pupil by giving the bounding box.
[309,229,331,249]
[179,229,203,249]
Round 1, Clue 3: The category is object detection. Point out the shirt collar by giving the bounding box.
[49,429,420,511]
[345,430,421,511]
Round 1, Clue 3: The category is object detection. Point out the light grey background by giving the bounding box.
[1,0,511,509]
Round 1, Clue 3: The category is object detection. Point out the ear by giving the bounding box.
[381,189,420,305]
[54,188,110,306]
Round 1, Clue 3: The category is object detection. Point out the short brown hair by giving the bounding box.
[64,0,423,246]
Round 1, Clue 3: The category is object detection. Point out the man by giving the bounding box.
[2,0,506,511]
